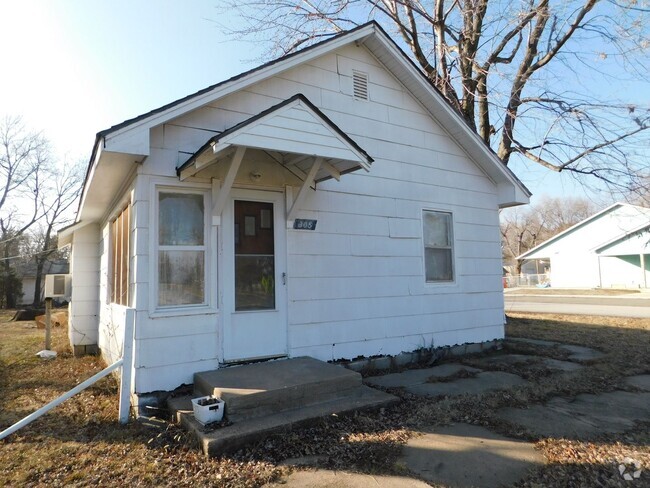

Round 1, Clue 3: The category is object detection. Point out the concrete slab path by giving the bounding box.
[497,390,650,440]
[625,374,650,391]
[472,353,583,372]
[407,371,527,398]
[401,423,543,488]
[507,338,604,361]
[365,363,481,389]
[366,363,527,398]
[264,470,429,487]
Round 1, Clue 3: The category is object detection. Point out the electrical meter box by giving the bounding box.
[44,274,71,298]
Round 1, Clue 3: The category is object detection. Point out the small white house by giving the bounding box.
[58,22,529,398]
[518,202,650,289]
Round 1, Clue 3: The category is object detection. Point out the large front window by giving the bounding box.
[158,191,205,307]
[423,210,454,282]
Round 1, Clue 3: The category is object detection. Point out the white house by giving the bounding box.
[518,202,650,289]
[58,22,529,399]
[16,259,69,306]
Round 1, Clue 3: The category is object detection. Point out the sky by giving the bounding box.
[0,0,258,162]
[0,1,645,207]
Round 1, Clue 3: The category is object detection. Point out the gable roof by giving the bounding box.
[518,202,650,260]
[177,94,373,183]
[594,221,650,255]
[78,21,530,223]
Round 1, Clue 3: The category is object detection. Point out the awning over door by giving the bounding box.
[176,94,373,227]
[177,93,373,183]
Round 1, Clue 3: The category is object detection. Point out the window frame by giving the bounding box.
[110,203,131,306]
[153,186,211,312]
[422,209,455,284]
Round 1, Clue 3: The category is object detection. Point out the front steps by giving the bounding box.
[167,357,398,456]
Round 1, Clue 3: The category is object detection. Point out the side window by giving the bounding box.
[423,210,454,282]
[157,191,206,307]
[111,204,130,305]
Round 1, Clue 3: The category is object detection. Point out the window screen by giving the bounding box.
[423,210,454,282]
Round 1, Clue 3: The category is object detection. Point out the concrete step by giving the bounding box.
[194,357,362,422]
[168,385,398,456]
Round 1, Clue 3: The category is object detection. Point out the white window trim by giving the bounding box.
[149,180,217,317]
[422,208,457,287]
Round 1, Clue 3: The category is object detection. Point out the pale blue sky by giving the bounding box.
[0,1,258,159]
[0,1,640,205]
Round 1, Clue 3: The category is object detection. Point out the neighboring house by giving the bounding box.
[58,22,529,399]
[518,203,650,289]
[16,259,70,306]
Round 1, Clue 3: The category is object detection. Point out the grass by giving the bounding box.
[0,310,648,487]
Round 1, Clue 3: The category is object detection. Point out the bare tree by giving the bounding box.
[501,196,598,271]
[29,160,83,306]
[0,116,48,308]
[217,0,650,197]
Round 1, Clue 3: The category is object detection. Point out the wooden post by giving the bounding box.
[45,297,52,350]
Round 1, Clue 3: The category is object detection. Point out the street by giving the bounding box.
[504,292,650,318]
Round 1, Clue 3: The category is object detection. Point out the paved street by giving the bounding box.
[504,292,650,318]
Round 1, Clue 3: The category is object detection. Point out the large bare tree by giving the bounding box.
[28,160,83,306]
[0,116,48,307]
[218,0,650,197]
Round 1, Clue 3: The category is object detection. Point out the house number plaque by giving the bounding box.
[293,219,317,230]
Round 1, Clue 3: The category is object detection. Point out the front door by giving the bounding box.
[222,189,288,362]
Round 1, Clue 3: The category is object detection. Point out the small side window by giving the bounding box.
[110,204,130,305]
[423,210,454,282]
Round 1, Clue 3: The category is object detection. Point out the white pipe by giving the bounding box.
[0,358,123,441]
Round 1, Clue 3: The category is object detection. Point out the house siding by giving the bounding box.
[68,223,101,349]
[111,43,504,393]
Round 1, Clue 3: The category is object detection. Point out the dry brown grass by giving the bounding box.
[0,313,288,487]
[1,311,648,487]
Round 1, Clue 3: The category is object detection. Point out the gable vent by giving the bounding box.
[352,70,369,100]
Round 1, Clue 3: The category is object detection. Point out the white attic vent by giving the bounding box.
[352,70,369,100]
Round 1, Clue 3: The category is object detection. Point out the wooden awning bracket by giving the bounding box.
[211,146,246,225]
[286,157,322,227]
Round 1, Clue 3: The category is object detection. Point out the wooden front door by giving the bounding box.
[222,189,287,362]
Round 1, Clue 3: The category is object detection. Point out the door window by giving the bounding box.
[234,200,275,311]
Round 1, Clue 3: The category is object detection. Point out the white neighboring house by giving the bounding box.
[16,260,70,306]
[58,22,529,398]
[518,203,650,289]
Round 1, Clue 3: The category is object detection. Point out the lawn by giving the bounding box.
[0,310,648,487]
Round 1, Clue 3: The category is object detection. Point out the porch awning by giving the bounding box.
[176,94,373,183]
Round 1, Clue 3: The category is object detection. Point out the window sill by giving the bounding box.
[149,305,218,319]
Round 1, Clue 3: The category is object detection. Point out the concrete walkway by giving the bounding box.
[268,347,647,487]
[365,363,528,397]
[401,424,543,488]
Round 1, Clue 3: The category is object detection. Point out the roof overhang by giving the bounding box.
[57,220,94,248]
[76,141,145,224]
[595,223,650,256]
[177,94,372,183]
[79,21,530,221]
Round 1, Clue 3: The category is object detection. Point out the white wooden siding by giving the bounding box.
[126,42,505,393]
[69,224,101,346]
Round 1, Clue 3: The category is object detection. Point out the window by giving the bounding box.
[157,191,206,307]
[111,204,130,305]
[423,210,454,282]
